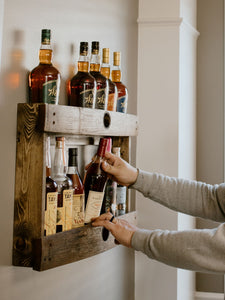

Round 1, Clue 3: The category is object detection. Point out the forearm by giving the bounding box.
[131,224,225,273]
[131,169,225,221]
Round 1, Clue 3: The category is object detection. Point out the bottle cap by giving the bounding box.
[97,138,108,157]
[102,48,109,64]
[92,41,99,54]
[113,52,121,66]
[80,42,88,56]
[68,148,78,167]
[41,29,51,45]
[56,136,65,142]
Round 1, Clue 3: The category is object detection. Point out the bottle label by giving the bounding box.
[56,206,64,231]
[107,93,116,111]
[95,88,107,110]
[44,192,57,236]
[64,189,73,231]
[80,89,94,108]
[42,79,60,104]
[116,186,126,215]
[84,191,104,223]
[117,96,127,113]
[72,194,85,228]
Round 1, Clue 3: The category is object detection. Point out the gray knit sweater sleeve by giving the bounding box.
[130,169,225,273]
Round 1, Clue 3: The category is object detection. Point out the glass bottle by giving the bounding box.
[44,136,58,236]
[68,42,96,108]
[53,137,73,232]
[113,147,127,216]
[100,48,117,111]
[111,52,128,113]
[90,41,109,110]
[101,138,117,215]
[29,29,61,104]
[83,138,108,223]
[66,148,85,228]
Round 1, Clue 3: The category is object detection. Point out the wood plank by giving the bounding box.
[33,211,137,271]
[13,104,45,268]
[37,104,138,136]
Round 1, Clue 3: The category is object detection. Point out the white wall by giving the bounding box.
[136,0,197,299]
[0,1,138,300]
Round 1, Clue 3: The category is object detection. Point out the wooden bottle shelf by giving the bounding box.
[13,104,138,271]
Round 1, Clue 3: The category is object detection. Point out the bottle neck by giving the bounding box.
[39,44,52,64]
[111,66,121,82]
[100,63,110,79]
[67,166,78,175]
[78,55,89,72]
[46,166,51,177]
[53,146,65,176]
[90,54,100,72]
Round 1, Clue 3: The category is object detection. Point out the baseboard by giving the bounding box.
[195,292,224,300]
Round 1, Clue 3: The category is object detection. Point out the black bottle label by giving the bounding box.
[95,88,106,110]
[42,79,60,104]
[80,89,94,108]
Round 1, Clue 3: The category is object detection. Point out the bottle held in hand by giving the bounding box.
[84,138,108,223]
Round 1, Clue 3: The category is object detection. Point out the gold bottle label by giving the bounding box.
[72,194,85,228]
[44,192,57,236]
[64,189,73,231]
[84,191,104,223]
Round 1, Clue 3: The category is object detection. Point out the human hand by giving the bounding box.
[92,212,138,248]
[102,152,138,187]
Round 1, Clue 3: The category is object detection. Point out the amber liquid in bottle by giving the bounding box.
[69,42,96,108]
[111,52,128,113]
[44,136,58,236]
[90,41,109,110]
[29,29,60,104]
[67,148,85,228]
[100,48,117,111]
[83,138,108,223]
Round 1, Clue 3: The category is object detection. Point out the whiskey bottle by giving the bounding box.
[29,29,61,104]
[67,148,85,228]
[69,42,96,108]
[113,147,127,216]
[101,138,117,215]
[53,137,73,232]
[44,136,58,236]
[90,41,109,110]
[100,48,117,111]
[84,138,108,223]
[111,52,128,113]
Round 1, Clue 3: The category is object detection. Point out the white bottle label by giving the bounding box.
[72,194,85,228]
[44,192,57,236]
[64,189,73,231]
[84,191,104,223]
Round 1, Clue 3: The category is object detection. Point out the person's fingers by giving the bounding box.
[104,152,117,165]
[92,218,115,231]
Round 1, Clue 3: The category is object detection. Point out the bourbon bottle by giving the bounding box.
[83,138,108,223]
[67,148,85,228]
[44,136,58,236]
[68,42,96,108]
[53,137,73,232]
[29,29,61,104]
[111,52,128,113]
[100,48,117,111]
[90,41,109,110]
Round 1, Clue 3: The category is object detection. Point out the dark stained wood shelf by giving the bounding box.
[13,104,138,271]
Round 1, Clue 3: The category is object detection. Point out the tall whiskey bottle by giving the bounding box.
[69,42,96,108]
[111,52,128,113]
[29,29,61,104]
[113,147,127,215]
[53,137,73,232]
[44,136,58,236]
[84,138,108,223]
[90,41,109,110]
[67,148,85,228]
[100,48,117,111]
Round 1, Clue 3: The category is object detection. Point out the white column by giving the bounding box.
[136,0,198,299]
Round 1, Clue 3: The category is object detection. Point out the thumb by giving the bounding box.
[102,161,116,176]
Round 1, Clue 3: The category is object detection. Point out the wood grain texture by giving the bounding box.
[37,104,138,136]
[33,211,137,271]
[13,104,45,267]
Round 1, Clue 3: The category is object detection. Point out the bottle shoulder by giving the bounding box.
[30,63,60,76]
[71,71,96,83]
